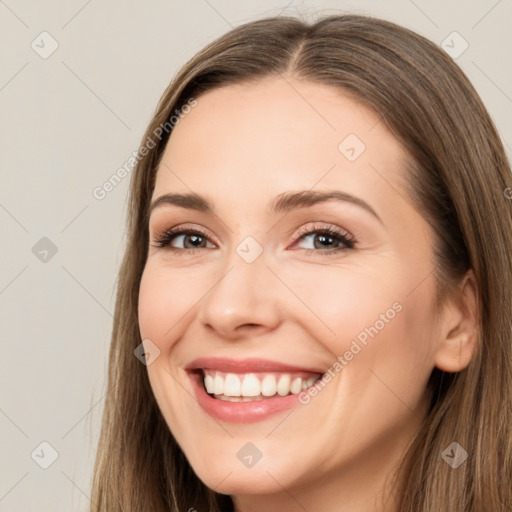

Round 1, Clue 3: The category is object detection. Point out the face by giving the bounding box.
[138,77,442,508]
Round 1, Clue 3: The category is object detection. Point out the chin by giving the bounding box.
[183,447,306,496]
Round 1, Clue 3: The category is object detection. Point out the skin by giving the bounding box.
[137,76,478,512]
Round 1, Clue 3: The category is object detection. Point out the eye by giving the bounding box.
[292,223,356,253]
[150,222,356,255]
[151,225,216,252]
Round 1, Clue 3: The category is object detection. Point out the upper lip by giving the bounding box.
[186,357,325,374]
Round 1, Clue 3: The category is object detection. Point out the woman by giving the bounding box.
[90,14,512,512]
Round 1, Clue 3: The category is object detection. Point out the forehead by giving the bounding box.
[152,77,411,211]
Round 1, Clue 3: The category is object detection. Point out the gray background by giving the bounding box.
[0,0,510,510]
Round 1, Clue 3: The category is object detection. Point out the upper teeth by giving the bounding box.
[202,370,321,398]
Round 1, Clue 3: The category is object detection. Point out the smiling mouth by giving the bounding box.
[186,358,326,422]
[199,369,323,402]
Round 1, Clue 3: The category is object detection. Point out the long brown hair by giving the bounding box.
[90,14,512,511]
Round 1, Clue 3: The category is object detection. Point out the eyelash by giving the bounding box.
[151,223,356,255]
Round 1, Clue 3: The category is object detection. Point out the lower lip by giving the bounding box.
[189,371,303,424]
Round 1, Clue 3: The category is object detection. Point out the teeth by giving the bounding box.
[202,370,321,399]
[306,377,317,388]
[214,374,223,395]
[241,374,261,397]
[204,374,214,394]
[290,377,302,394]
[224,373,241,396]
[277,375,291,396]
[261,374,277,396]
[218,395,265,402]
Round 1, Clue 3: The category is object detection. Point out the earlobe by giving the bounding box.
[434,270,480,373]
[435,336,475,373]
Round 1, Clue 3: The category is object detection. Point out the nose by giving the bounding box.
[198,250,281,339]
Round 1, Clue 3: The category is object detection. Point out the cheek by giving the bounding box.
[138,263,202,346]
[284,261,436,382]
[137,264,200,437]
[283,262,404,342]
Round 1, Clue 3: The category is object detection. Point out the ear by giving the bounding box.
[434,269,479,373]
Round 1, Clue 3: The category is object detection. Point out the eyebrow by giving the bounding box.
[148,190,382,224]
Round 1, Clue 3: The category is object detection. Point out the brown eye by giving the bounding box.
[294,224,356,253]
[152,228,215,251]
